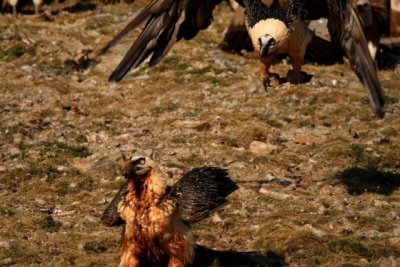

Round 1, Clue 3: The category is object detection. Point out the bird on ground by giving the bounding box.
[242,0,314,87]
[102,155,238,267]
[100,0,385,118]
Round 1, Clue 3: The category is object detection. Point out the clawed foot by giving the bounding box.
[262,78,271,91]
[262,73,281,91]
[262,71,311,90]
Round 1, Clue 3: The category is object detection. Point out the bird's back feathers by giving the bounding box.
[243,0,302,29]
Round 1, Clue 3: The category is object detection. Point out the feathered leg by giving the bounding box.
[287,52,304,84]
[261,57,273,89]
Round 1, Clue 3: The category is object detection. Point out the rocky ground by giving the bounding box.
[1,2,400,266]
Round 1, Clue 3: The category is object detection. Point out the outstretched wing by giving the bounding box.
[102,0,223,82]
[326,0,385,118]
[161,167,238,223]
[101,183,128,227]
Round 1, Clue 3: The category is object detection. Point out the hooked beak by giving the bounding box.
[121,161,136,178]
[258,34,276,57]
[120,162,145,178]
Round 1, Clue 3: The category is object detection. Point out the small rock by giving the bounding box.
[56,165,67,172]
[25,150,41,160]
[21,65,34,72]
[8,147,21,157]
[15,164,26,170]
[97,198,107,205]
[0,241,10,249]
[87,134,100,143]
[388,237,400,246]
[393,227,400,237]
[249,141,278,155]
[228,162,246,169]
[211,213,223,224]
[366,230,384,238]
[78,243,85,251]
[376,256,400,266]
[12,134,22,144]
[259,188,295,200]
[174,120,209,130]
[83,215,98,223]
[387,211,398,221]
[71,75,80,82]
[35,198,46,205]
[304,224,327,237]
[2,258,12,265]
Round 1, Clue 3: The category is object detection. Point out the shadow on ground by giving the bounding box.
[192,245,286,267]
[337,166,400,195]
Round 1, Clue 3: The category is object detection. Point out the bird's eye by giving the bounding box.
[140,158,146,165]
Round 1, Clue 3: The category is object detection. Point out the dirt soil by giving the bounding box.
[1,2,400,266]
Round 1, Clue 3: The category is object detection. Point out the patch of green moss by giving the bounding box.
[150,101,179,114]
[39,215,61,232]
[3,244,42,265]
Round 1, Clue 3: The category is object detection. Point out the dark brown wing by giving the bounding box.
[326,0,385,118]
[101,183,128,227]
[160,167,238,224]
[103,0,223,82]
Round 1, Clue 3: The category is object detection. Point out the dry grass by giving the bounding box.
[0,2,400,266]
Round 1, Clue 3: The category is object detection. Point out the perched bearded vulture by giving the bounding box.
[102,156,238,267]
[101,0,385,118]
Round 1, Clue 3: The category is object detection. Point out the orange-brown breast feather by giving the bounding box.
[118,169,194,267]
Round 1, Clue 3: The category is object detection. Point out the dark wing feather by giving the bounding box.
[100,0,164,54]
[105,0,223,82]
[161,167,238,224]
[326,0,385,118]
[101,183,128,227]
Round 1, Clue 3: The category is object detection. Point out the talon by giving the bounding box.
[263,78,271,91]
